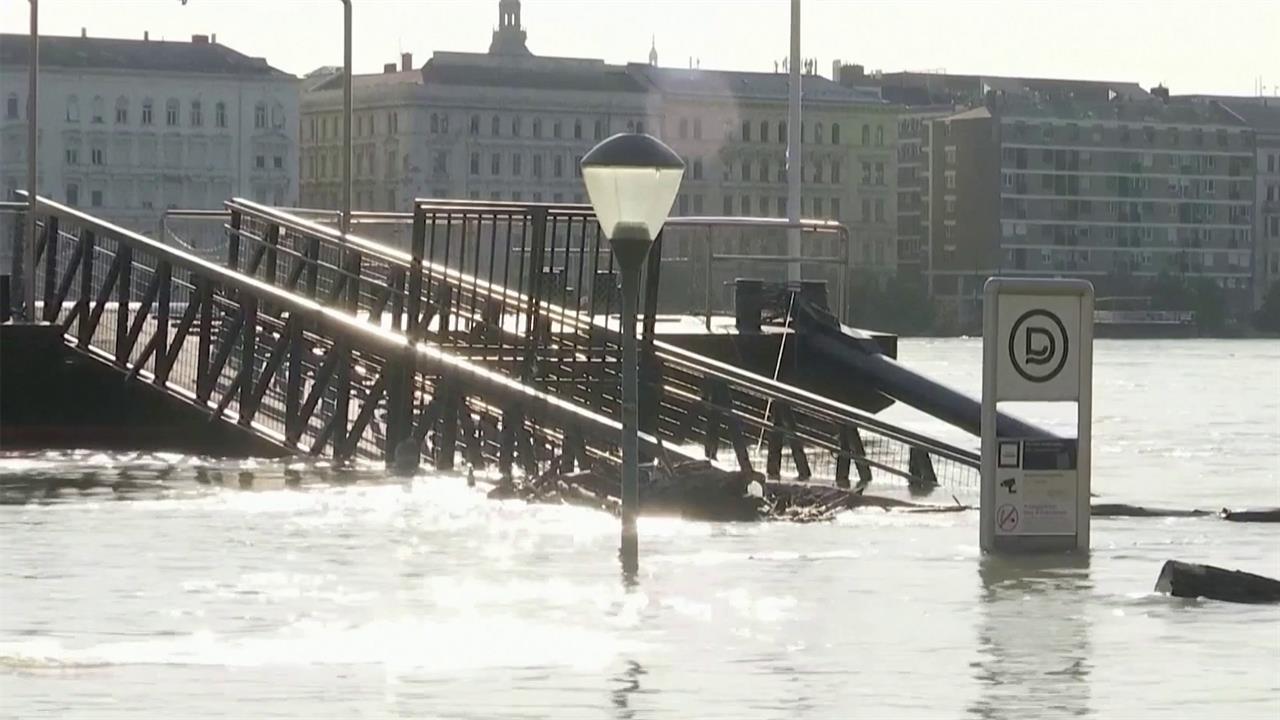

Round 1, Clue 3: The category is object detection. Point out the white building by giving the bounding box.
[0,31,299,236]
[300,3,653,211]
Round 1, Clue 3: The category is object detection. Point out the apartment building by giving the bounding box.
[0,31,298,235]
[926,97,1256,322]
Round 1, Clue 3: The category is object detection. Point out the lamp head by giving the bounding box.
[581,133,685,244]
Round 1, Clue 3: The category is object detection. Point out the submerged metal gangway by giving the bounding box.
[15,195,697,477]
[217,198,980,491]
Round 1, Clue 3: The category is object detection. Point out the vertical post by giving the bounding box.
[154,261,171,375]
[341,0,352,236]
[115,245,133,365]
[1077,289,1094,552]
[195,278,211,397]
[979,281,998,553]
[76,230,94,346]
[619,260,641,576]
[227,209,242,271]
[785,0,802,284]
[23,0,38,320]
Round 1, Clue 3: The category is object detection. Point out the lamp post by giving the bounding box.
[340,0,352,235]
[581,133,685,575]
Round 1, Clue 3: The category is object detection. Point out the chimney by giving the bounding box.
[1151,84,1170,102]
[191,34,210,44]
[144,31,149,41]
[211,33,217,44]
[383,62,397,74]
[401,52,413,71]
[81,27,87,38]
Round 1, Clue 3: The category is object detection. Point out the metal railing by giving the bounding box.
[21,195,691,477]
[224,198,980,491]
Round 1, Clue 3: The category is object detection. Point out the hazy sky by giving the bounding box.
[3,0,1277,96]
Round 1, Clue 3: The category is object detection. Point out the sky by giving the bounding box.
[3,0,1278,96]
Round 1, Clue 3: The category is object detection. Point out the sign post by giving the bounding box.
[981,278,1093,553]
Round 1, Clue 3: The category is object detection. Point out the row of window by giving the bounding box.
[468,151,583,180]
[736,119,885,147]
[1005,120,1248,149]
[11,93,287,131]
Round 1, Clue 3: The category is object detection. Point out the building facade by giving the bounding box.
[926,97,1257,323]
[300,1,900,279]
[0,32,299,236]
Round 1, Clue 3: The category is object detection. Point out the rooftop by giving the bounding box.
[0,33,293,79]
[630,64,886,105]
[994,96,1246,127]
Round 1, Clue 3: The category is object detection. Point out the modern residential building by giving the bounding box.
[836,64,1152,276]
[1177,96,1280,308]
[0,31,299,235]
[925,96,1256,324]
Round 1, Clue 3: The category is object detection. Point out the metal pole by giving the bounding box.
[341,0,352,236]
[619,260,641,576]
[785,0,802,283]
[23,0,38,320]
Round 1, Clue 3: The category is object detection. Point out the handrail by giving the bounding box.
[32,194,688,463]
[228,199,979,476]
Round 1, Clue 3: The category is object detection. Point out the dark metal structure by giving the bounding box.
[220,197,981,491]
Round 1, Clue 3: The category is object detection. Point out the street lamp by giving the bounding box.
[581,132,685,575]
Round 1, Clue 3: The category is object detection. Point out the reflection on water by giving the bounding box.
[2,336,1280,720]
[971,555,1092,719]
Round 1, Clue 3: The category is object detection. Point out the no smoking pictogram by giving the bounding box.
[997,504,1019,532]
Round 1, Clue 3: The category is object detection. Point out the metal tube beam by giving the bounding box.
[341,0,352,234]
[619,260,641,576]
[24,0,38,319]
[785,0,802,283]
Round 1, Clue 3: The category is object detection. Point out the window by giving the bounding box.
[875,199,885,222]
[831,123,840,144]
[636,120,645,134]
[759,159,769,182]
[741,121,751,142]
[468,114,480,135]
[249,102,264,130]
[679,118,689,139]
[491,115,501,136]
[861,198,870,221]
[65,147,79,165]
[861,124,870,146]
[512,153,522,176]
[512,116,521,137]
[741,160,751,182]
[945,171,956,189]
[91,189,103,207]
[875,163,885,185]
[273,104,285,129]
[679,195,689,215]
[810,160,821,184]
[759,120,768,142]
[723,195,734,215]
[741,195,751,215]
[215,102,226,128]
[91,96,105,124]
[5,93,16,119]
[777,121,786,144]
[512,192,522,202]
[553,120,562,138]
[91,147,104,165]
[554,155,564,178]
[532,154,543,178]
[813,197,824,216]
[432,151,447,176]
[66,95,80,122]
[273,155,283,170]
[532,118,542,138]
[491,153,501,176]
[574,155,583,178]
[190,100,203,127]
[693,195,703,214]
[595,119,605,140]
[693,158,703,180]
[431,113,440,133]
[831,160,841,184]
[574,119,582,139]
[814,122,824,144]
[831,198,840,218]
[945,146,957,164]
[115,97,128,124]
[470,152,480,175]
[861,162,872,185]
[66,183,79,206]
[255,155,265,169]
[876,125,884,146]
